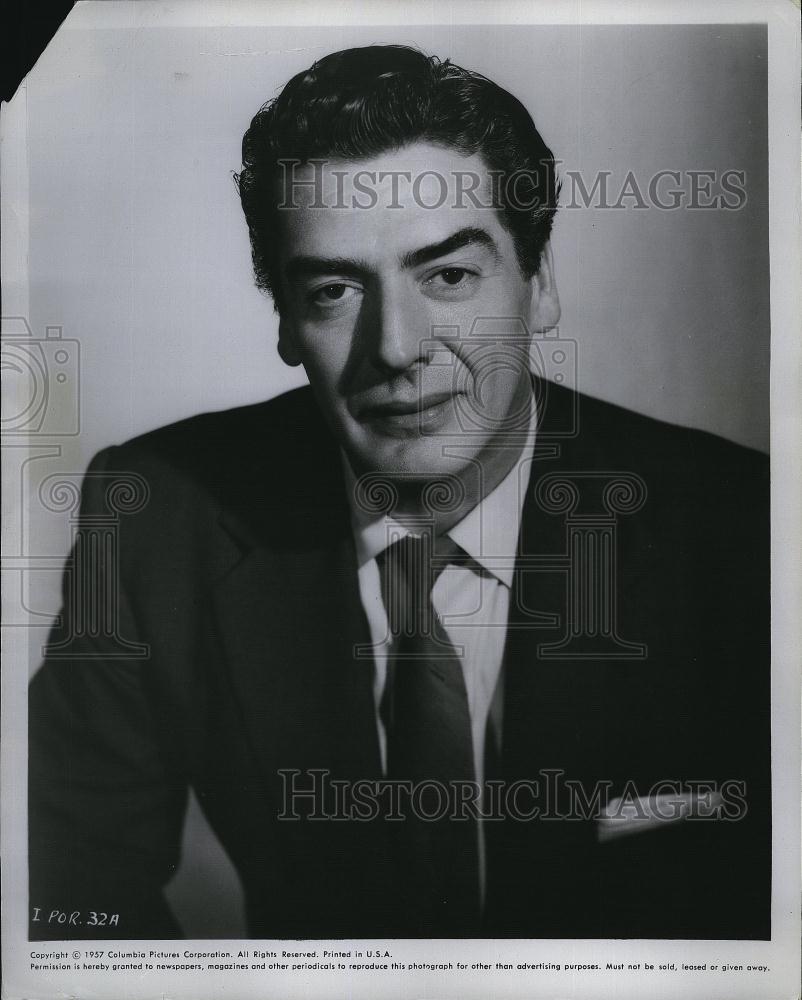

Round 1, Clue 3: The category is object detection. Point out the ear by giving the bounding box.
[528,241,561,330]
[277,315,302,367]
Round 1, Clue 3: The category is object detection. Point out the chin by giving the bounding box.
[360,435,479,479]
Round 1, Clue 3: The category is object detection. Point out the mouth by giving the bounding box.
[358,391,457,432]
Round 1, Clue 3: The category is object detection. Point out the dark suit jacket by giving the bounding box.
[29,381,770,940]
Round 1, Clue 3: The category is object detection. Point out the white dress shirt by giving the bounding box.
[345,427,537,785]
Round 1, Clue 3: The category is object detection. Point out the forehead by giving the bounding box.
[276,142,512,264]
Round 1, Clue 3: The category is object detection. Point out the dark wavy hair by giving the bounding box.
[235,45,559,311]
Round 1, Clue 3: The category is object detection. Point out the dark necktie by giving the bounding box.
[378,532,480,936]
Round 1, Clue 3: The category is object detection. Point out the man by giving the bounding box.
[29,45,770,940]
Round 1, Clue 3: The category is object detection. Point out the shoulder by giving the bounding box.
[96,386,331,501]
[546,380,768,497]
[538,381,769,568]
[79,386,342,555]
[114,385,324,467]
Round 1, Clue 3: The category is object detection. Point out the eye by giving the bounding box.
[436,267,470,286]
[311,283,360,306]
[423,266,480,297]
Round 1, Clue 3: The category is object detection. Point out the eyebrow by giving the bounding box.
[399,226,501,269]
[283,226,501,283]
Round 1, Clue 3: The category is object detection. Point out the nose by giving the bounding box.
[370,280,426,374]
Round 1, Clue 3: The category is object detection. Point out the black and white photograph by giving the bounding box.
[2,2,800,998]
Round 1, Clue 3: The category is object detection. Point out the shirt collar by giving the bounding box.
[446,438,534,588]
[344,415,536,589]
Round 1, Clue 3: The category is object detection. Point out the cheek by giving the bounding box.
[295,329,348,394]
[474,366,530,426]
[454,339,532,405]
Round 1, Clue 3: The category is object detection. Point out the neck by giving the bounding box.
[344,383,537,533]
[393,435,530,535]
[390,384,536,533]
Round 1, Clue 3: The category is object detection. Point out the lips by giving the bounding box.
[355,390,459,436]
[359,391,454,420]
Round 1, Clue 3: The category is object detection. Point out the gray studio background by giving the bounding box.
[20,21,768,937]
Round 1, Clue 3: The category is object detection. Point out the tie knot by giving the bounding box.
[377,533,463,637]
[380,531,461,585]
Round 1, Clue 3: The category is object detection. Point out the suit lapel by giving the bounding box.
[499,381,646,783]
[212,447,382,794]
[500,414,614,785]
[485,394,618,935]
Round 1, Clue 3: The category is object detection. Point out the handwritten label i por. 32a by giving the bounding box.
[32,908,119,928]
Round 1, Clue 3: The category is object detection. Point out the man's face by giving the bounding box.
[276,143,560,481]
